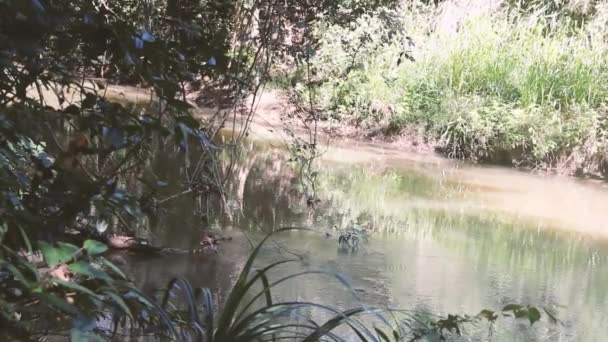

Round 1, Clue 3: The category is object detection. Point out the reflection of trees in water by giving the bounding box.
[116,137,320,247]
[219,142,386,233]
[112,130,382,246]
[123,252,241,303]
[126,139,322,245]
[222,143,314,231]
[115,136,226,248]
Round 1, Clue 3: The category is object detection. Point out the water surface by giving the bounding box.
[123,137,608,341]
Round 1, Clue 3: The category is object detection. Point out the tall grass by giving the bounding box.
[428,11,608,108]
[310,1,608,173]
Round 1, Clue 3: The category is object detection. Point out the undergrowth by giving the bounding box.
[300,1,608,176]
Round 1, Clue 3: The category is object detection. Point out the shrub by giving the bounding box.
[308,1,608,173]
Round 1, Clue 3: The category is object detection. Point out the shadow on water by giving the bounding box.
[121,135,608,341]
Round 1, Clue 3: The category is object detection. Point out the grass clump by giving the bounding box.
[307,1,608,175]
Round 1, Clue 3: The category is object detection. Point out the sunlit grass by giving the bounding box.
[312,2,608,169]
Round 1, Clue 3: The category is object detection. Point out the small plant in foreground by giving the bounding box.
[143,228,555,342]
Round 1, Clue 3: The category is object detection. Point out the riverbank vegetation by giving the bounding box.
[1,0,555,340]
[282,0,608,177]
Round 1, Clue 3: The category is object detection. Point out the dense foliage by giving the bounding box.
[298,0,608,176]
[0,0,552,340]
[0,0,255,339]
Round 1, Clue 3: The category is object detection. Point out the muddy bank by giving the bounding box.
[234,89,607,181]
[56,83,606,180]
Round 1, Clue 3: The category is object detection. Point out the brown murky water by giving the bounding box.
[121,135,608,341]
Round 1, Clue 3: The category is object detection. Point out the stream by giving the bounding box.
[121,134,608,341]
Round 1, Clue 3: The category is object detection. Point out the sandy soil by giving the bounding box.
[219,88,437,156]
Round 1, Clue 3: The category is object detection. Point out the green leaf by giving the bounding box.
[36,293,80,316]
[0,261,31,286]
[17,225,32,254]
[68,262,112,283]
[52,278,100,298]
[374,326,392,342]
[99,257,127,280]
[196,287,214,341]
[215,228,307,340]
[104,291,134,320]
[161,278,200,325]
[124,288,179,338]
[302,307,370,342]
[83,240,108,256]
[257,270,273,308]
[528,307,541,325]
[39,241,79,267]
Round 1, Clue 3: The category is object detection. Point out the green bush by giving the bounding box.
[0,0,256,339]
[309,1,608,172]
